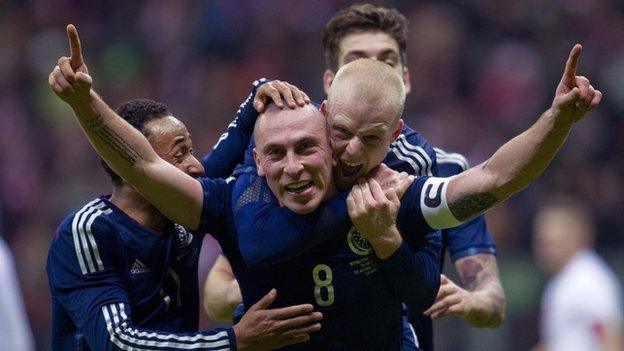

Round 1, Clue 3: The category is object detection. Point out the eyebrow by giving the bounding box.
[171,135,187,148]
[333,117,388,135]
[262,143,283,154]
[345,48,399,58]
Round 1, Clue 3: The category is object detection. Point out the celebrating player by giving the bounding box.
[46,27,324,351]
[204,7,505,349]
[50,15,601,349]
[49,25,438,350]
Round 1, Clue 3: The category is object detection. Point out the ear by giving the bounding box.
[402,66,411,95]
[329,137,337,167]
[253,148,265,177]
[391,119,404,140]
[320,100,329,117]
[323,69,335,96]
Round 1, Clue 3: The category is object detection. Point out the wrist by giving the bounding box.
[69,89,97,116]
[464,290,502,328]
[367,226,402,259]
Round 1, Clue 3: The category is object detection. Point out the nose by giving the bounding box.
[186,155,205,178]
[345,137,364,157]
[283,152,303,177]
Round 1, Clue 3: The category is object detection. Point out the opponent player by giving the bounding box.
[50,25,441,350]
[46,97,325,351]
[204,8,504,348]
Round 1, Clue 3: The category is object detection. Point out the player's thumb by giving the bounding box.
[250,288,277,311]
[557,87,581,109]
[75,72,92,89]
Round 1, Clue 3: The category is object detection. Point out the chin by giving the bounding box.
[286,199,321,215]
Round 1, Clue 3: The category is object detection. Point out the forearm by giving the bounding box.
[378,240,441,313]
[71,91,203,229]
[448,108,573,221]
[88,302,235,350]
[203,80,266,177]
[72,90,159,182]
[204,256,241,322]
[455,254,506,327]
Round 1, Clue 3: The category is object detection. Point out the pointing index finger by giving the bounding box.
[562,44,582,85]
[66,24,84,70]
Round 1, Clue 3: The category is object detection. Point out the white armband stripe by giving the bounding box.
[420,177,462,229]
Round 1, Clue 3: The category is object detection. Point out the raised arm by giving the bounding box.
[444,44,602,222]
[203,80,310,178]
[49,25,204,229]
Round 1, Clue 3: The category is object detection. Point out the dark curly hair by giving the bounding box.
[322,3,408,72]
[100,99,171,185]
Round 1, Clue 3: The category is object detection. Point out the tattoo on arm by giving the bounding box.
[456,254,506,326]
[449,193,497,221]
[87,114,143,166]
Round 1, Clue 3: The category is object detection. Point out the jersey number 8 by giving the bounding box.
[312,264,334,307]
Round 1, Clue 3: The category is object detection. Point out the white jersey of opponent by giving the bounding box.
[0,237,34,351]
[540,250,623,351]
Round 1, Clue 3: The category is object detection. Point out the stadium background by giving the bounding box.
[1,0,623,350]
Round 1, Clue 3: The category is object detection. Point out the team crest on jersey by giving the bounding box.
[347,226,372,256]
[173,224,193,249]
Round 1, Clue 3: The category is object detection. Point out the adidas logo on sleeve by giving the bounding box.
[130,259,151,274]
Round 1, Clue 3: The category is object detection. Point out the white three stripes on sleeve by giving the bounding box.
[434,147,469,171]
[101,303,230,350]
[389,134,433,176]
[71,199,112,275]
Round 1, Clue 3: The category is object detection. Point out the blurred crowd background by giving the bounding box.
[1,0,623,350]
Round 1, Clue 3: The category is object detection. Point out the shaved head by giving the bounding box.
[328,58,406,126]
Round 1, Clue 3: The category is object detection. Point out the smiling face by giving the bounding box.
[253,105,336,214]
[325,58,405,190]
[144,116,204,178]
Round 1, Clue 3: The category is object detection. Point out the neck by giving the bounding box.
[109,183,170,232]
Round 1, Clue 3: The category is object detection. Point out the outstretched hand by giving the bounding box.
[233,289,322,351]
[49,24,93,105]
[551,44,602,124]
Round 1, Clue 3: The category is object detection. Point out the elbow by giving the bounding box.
[487,297,507,328]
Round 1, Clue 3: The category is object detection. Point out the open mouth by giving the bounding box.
[285,180,314,194]
[339,160,363,178]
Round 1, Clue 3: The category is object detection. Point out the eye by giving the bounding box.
[296,141,316,153]
[363,135,383,144]
[384,60,397,68]
[266,148,285,158]
[335,127,352,138]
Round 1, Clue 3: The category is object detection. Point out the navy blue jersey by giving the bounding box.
[47,196,234,351]
[202,81,496,350]
[196,175,441,351]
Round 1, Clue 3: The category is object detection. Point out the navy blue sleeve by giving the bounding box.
[197,177,235,240]
[378,230,441,313]
[379,176,442,312]
[434,148,497,262]
[202,78,268,178]
[47,213,236,351]
[444,216,496,262]
[232,171,352,268]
